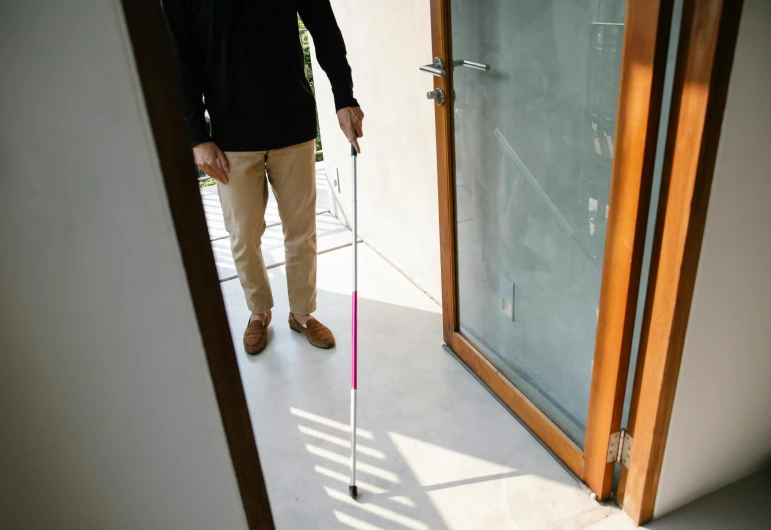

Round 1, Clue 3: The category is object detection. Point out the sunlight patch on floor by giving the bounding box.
[389,495,417,508]
[334,510,386,530]
[314,466,388,495]
[388,431,516,487]
[298,425,387,460]
[306,444,401,484]
[325,486,429,530]
[290,406,374,439]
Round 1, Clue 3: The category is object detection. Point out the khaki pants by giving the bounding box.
[218,140,317,315]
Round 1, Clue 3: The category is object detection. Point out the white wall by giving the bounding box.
[0,2,249,529]
[311,0,442,301]
[654,0,771,517]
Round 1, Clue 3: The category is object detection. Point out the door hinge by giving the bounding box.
[606,429,634,468]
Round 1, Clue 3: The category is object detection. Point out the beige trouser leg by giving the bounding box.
[218,150,272,314]
[218,140,317,315]
[266,140,317,315]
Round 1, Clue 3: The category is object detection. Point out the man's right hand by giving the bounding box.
[194,141,230,184]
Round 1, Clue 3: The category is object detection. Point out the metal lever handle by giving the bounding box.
[453,59,491,71]
[426,88,445,106]
[419,57,446,78]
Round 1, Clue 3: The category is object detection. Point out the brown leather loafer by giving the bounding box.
[243,310,271,355]
[288,314,335,349]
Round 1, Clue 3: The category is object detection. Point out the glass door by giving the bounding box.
[428,0,674,498]
[451,0,625,446]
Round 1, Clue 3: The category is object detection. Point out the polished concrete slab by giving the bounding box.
[221,244,622,529]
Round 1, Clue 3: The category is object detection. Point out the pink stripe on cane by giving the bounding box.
[352,291,358,389]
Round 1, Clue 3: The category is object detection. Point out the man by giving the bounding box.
[163,1,363,354]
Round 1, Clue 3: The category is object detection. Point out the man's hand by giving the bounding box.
[337,107,364,154]
[193,141,230,184]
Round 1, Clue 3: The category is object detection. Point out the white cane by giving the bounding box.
[349,144,359,499]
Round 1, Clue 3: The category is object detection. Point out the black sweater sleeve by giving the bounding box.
[162,0,211,147]
[297,0,359,111]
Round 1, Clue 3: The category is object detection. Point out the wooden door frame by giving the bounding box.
[617,0,744,524]
[429,0,675,496]
[119,1,276,529]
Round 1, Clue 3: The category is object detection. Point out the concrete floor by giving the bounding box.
[220,244,620,529]
[205,181,770,529]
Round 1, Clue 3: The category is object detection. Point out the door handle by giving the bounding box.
[453,59,491,72]
[419,57,446,78]
[426,88,445,106]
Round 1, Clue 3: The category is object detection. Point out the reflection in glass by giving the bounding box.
[452,0,625,445]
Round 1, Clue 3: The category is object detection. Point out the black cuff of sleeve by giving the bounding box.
[189,121,211,148]
[333,87,359,112]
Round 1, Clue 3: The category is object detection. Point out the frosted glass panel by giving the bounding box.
[452,0,625,445]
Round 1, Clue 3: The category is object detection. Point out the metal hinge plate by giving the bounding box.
[621,431,634,468]
[607,430,634,468]
[607,431,621,463]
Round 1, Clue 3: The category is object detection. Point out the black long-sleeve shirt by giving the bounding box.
[162,0,358,151]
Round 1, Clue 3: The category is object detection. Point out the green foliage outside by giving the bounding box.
[299,16,324,162]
